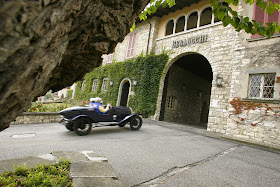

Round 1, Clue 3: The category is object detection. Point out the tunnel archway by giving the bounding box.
[159,53,213,128]
[117,78,131,107]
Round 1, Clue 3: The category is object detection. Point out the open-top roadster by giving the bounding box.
[59,106,142,136]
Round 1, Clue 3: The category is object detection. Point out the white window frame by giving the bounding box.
[92,79,98,92]
[175,15,186,34]
[107,53,113,63]
[163,4,222,38]
[101,78,109,92]
[248,73,276,100]
[81,80,86,91]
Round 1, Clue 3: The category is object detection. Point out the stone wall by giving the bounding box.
[102,17,161,65]
[11,113,61,125]
[220,33,280,149]
[225,104,280,149]
[154,23,240,129]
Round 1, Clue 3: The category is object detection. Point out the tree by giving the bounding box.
[0,0,150,131]
[141,0,280,37]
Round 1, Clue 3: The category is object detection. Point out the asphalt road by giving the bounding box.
[0,119,280,187]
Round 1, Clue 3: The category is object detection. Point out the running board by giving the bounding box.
[93,122,120,127]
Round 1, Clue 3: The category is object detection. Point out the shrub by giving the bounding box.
[67,89,73,99]
[0,159,72,186]
[26,100,90,112]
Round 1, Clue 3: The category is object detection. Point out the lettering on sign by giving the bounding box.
[172,35,208,48]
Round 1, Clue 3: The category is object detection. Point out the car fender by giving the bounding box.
[119,113,139,123]
[69,115,89,123]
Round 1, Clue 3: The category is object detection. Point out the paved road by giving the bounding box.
[0,119,279,187]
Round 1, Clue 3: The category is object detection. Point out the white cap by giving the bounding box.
[92,97,102,103]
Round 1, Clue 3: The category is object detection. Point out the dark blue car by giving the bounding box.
[59,106,142,136]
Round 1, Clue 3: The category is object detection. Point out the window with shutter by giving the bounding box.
[127,32,137,58]
[252,0,280,38]
[266,0,279,23]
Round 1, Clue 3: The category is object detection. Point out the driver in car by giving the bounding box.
[90,97,111,114]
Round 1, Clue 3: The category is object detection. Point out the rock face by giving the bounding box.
[0,0,149,131]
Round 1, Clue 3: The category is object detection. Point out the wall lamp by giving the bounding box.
[216,74,223,87]
[109,80,114,86]
[198,90,203,97]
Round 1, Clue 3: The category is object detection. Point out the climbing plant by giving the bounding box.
[229,97,280,126]
[74,54,169,117]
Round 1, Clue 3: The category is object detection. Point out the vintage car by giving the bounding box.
[59,106,142,136]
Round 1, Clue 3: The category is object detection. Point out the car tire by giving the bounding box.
[74,117,92,136]
[130,116,142,131]
[118,122,126,127]
[65,123,74,131]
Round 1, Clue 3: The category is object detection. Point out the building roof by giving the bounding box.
[147,0,201,19]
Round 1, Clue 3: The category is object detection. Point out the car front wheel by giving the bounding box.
[130,116,142,131]
[118,122,126,127]
[74,117,92,136]
[65,123,74,131]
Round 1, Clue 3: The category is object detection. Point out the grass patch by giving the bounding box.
[0,159,73,186]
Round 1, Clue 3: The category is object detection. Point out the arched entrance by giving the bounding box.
[159,53,212,128]
[117,79,131,107]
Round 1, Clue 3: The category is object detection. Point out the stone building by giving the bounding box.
[100,0,280,148]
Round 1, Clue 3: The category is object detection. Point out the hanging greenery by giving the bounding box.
[74,54,169,117]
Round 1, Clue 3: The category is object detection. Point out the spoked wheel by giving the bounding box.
[74,117,92,136]
[130,116,142,131]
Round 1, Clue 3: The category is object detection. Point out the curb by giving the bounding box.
[0,151,125,187]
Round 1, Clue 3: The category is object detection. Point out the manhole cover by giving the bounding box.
[11,133,36,138]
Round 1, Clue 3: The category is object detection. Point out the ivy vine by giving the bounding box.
[229,97,280,126]
[74,54,169,117]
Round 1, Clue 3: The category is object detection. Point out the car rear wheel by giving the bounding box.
[130,116,142,130]
[74,117,92,136]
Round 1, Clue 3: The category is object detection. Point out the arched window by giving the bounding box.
[200,7,212,26]
[175,16,185,33]
[165,20,174,36]
[187,12,198,30]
